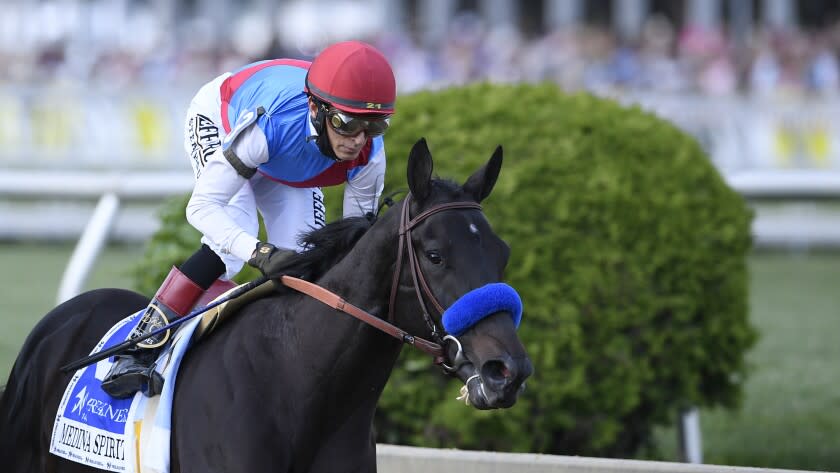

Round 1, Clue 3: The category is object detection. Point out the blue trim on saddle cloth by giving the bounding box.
[442,283,523,337]
[49,309,204,473]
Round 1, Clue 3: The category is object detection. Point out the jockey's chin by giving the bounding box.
[333,148,361,161]
[332,141,365,161]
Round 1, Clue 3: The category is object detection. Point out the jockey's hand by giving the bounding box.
[248,242,296,279]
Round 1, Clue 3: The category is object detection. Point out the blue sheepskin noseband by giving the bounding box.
[442,283,523,336]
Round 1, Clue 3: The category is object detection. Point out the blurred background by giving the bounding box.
[1,0,839,470]
[2,0,840,244]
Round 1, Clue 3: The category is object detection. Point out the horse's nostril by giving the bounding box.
[481,360,512,390]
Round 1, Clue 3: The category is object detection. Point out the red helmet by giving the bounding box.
[305,41,396,115]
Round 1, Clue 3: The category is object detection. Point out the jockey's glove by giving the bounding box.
[248,242,296,279]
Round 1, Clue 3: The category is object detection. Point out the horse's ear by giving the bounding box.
[407,137,433,201]
[463,145,503,203]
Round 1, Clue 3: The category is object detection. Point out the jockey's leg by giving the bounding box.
[101,244,225,399]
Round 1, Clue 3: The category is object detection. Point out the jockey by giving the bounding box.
[101,40,397,399]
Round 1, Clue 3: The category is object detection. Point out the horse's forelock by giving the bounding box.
[433,178,461,195]
[414,178,473,209]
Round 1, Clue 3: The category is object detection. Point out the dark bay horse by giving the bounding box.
[0,138,533,472]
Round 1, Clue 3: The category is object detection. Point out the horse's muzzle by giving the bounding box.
[461,354,533,410]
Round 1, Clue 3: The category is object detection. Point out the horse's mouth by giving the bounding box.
[456,367,527,410]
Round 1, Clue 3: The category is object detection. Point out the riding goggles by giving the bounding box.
[328,110,390,137]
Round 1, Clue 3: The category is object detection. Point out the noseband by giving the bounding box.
[387,193,482,344]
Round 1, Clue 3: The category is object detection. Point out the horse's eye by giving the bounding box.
[426,251,443,265]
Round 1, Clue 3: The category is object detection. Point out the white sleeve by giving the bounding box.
[187,154,258,262]
[186,122,270,263]
[229,121,270,168]
[343,144,386,218]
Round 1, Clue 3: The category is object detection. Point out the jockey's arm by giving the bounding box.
[343,140,386,218]
[186,123,268,263]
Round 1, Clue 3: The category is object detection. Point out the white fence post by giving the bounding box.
[678,407,703,464]
[56,192,121,304]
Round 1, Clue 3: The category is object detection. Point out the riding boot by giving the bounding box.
[101,266,204,399]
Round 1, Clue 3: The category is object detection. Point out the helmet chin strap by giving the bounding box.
[307,100,339,161]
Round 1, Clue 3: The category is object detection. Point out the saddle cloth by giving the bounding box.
[48,280,272,473]
[49,305,200,473]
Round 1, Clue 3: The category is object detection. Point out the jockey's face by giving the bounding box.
[309,99,368,161]
[324,115,368,161]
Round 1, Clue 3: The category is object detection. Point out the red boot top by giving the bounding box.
[155,266,205,318]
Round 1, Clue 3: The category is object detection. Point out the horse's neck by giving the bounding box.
[273,223,402,422]
[302,218,403,356]
[318,217,396,312]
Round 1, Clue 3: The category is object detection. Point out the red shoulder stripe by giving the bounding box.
[219,59,311,132]
[259,140,373,188]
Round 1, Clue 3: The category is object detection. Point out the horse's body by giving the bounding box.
[0,139,532,472]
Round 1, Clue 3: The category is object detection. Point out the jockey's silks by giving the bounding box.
[219,60,382,188]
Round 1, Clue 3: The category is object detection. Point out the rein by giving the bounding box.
[280,275,446,362]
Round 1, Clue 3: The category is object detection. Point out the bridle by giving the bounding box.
[388,193,481,366]
[388,193,482,325]
[280,193,482,372]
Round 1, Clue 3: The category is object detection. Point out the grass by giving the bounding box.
[0,241,144,382]
[651,251,840,472]
[0,242,838,471]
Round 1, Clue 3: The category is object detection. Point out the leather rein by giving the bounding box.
[279,194,482,366]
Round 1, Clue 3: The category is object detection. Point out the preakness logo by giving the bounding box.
[65,385,130,425]
[72,386,88,415]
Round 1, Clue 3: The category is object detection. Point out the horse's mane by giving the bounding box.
[273,179,462,283]
[276,215,375,282]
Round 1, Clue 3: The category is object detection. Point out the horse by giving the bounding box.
[0,137,533,472]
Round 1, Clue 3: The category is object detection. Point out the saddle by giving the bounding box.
[191,279,277,343]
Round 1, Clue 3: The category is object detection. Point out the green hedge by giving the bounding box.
[133,83,756,457]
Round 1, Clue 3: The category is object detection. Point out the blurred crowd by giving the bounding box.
[390,13,840,98]
[2,6,840,99]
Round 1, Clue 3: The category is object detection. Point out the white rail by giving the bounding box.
[724,170,840,199]
[0,170,193,200]
[56,193,120,304]
[375,444,821,473]
[3,169,839,201]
